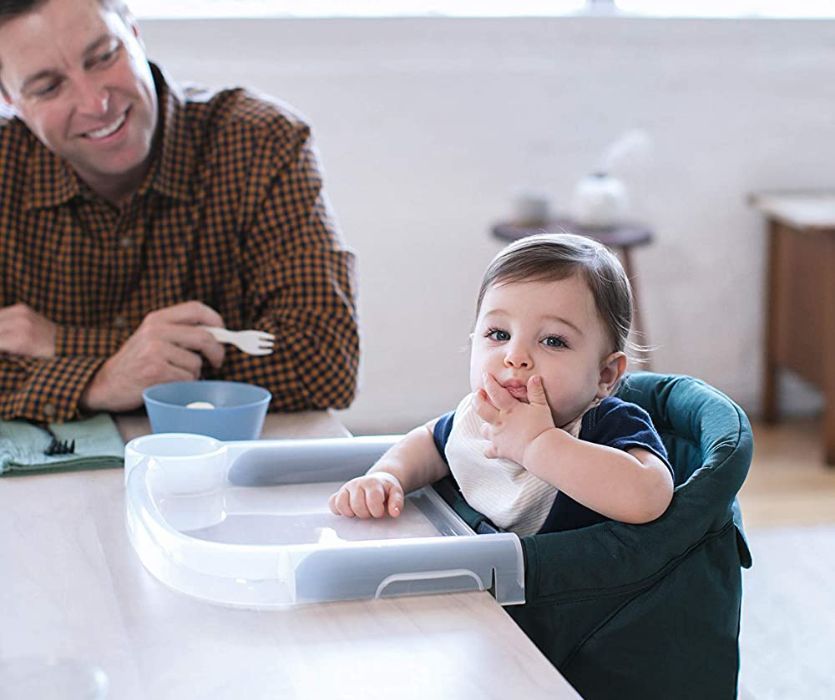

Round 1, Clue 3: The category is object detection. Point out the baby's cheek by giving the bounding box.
[468,354,485,393]
[541,384,564,418]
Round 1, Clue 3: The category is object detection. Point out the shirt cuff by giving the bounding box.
[10,357,106,422]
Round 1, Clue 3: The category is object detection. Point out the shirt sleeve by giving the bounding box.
[209,122,360,412]
[581,397,673,476]
[0,353,105,422]
[55,326,128,357]
[0,301,119,422]
[0,313,128,421]
[432,411,455,461]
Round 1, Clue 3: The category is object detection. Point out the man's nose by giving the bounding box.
[503,343,532,369]
[75,78,109,116]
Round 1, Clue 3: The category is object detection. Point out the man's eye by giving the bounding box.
[486,328,510,342]
[89,42,121,68]
[33,81,61,97]
[97,48,118,64]
[543,335,567,349]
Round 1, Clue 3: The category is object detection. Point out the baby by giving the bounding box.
[330,233,674,536]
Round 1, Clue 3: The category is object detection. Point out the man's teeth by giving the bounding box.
[86,113,126,139]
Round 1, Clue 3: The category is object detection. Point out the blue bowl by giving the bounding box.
[143,381,271,441]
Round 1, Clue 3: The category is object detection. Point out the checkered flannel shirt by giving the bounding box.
[0,64,359,422]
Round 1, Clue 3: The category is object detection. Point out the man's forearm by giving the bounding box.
[0,354,106,422]
[217,245,359,411]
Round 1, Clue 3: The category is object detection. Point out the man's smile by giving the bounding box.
[82,108,127,140]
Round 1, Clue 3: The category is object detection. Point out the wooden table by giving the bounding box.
[492,218,654,366]
[752,191,835,465]
[1,412,579,699]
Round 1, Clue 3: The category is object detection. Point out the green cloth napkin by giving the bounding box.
[0,414,124,476]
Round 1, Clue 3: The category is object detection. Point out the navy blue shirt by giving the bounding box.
[432,396,672,534]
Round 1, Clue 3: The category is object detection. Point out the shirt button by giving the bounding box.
[114,316,128,329]
[43,403,56,418]
[119,236,132,249]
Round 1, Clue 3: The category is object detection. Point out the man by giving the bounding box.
[0,0,359,421]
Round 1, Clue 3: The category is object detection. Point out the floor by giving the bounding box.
[737,418,835,700]
[739,419,835,528]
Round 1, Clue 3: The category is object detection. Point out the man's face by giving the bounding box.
[0,0,158,199]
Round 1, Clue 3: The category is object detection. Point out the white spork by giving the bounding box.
[200,326,275,356]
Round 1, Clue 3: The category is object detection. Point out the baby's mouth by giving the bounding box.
[503,383,529,402]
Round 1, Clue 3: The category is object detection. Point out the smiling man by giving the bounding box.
[0,0,359,420]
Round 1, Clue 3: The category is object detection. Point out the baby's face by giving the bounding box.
[469,275,616,429]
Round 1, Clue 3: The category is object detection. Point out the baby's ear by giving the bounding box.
[597,351,627,398]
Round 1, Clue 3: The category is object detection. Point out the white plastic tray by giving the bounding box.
[124,433,525,609]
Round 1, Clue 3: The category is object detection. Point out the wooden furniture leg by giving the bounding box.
[620,247,651,370]
[762,220,780,423]
[824,236,835,465]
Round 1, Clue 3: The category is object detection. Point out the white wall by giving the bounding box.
[140,16,834,433]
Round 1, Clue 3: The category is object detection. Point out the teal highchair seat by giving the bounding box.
[438,372,753,700]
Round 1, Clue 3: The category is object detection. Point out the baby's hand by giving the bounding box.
[328,472,404,519]
[474,373,555,465]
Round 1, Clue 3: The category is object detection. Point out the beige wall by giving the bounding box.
[141,16,834,433]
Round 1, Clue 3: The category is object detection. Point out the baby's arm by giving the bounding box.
[477,374,673,524]
[328,422,450,518]
[523,434,673,524]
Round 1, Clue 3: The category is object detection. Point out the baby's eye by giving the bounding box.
[543,335,568,349]
[486,328,510,342]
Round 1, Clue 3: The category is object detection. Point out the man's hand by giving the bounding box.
[473,373,556,465]
[81,302,227,413]
[0,303,57,358]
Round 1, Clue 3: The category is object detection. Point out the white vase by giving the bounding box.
[571,172,629,228]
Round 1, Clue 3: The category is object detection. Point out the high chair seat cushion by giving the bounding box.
[437,372,753,700]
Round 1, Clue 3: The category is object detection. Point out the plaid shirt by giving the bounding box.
[0,65,359,422]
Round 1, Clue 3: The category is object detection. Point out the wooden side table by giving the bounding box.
[751,191,835,465]
[491,218,654,365]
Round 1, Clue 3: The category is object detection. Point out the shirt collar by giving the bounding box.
[22,132,83,210]
[22,62,194,210]
[137,63,195,202]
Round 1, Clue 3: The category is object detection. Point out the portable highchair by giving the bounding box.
[435,372,753,700]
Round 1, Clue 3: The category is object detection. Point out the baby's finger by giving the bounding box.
[473,389,499,423]
[348,485,372,519]
[330,488,355,517]
[482,372,515,410]
[365,482,388,518]
[526,375,549,407]
[386,484,404,518]
[479,422,493,441]
[328,491,340,515]
[484,443,498,459]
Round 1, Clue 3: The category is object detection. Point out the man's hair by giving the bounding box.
[0,0,130,25]
[476,232,635,356]
[0,0,132,98]
[0,0,48,21]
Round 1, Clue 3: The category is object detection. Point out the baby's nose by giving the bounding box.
[504,348,531,368]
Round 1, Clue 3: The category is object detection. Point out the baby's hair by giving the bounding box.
[476,233,635,358]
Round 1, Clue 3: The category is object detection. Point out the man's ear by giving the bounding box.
[597,351,627,399]
[0,85,18,118]
[0,78,12,107]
